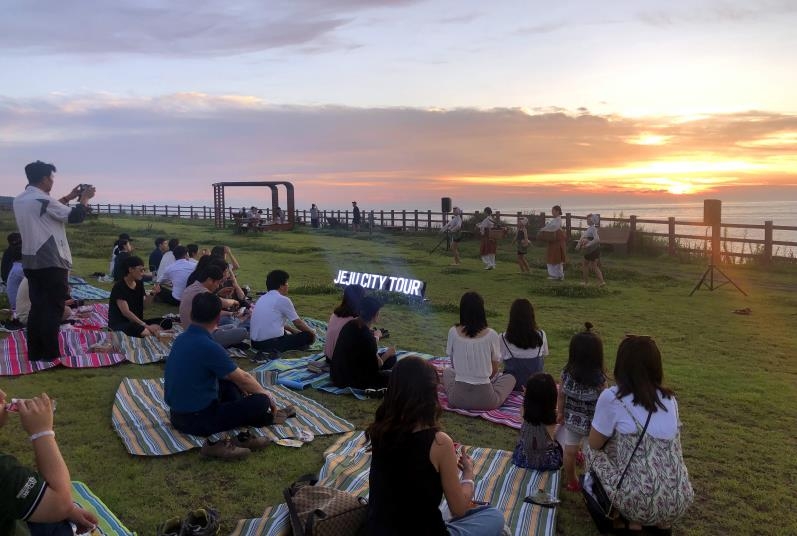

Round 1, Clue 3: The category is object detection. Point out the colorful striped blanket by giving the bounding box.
[251,350,439,399]
[0,328,126,376]
[71,481,136,536]
[231,431,559,536]
[111,372,354,456]
[68,276,112,301]
[430,357,524,430]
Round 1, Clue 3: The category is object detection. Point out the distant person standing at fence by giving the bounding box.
[310,204,320,228]
[577,214,605,287]
[13,160,95,361]
[352,201,361,232]
[541,205,567,280]
[477,207,498,270]
[440,207,463,265]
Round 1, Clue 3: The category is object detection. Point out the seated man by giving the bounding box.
[1,388,98,535]
[331,297,396,389]
[149,237,167,272]
[158,245,194,305]
[155,238,180,283]
[250,270,316,354]
[180,265,249,348]
[165,293,294,459]
[108,256,164,337]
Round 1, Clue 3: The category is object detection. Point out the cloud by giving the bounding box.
[637,0,797,26]
[0,93,795,207]
[0,0,423,57]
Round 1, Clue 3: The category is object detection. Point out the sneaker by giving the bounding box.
[233,431,272,451]
[180,507,220,536]
[229,341,251,351]
[200,439,250,460]
[156,517,183,536]
[365,388,387,399]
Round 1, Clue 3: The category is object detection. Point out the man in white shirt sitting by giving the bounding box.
[158,245,194,305]
[250,270,316,354]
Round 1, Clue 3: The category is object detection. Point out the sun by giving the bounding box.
[667,182,696,195]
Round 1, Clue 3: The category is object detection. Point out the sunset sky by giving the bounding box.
[1,0,796,210]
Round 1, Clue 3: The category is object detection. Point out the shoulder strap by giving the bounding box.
[536,331,544,358]
[501,334,515,358]
[615,410,652,491]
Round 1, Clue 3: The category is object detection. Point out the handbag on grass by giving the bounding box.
[581,411,652,534]
[284,475,368,536]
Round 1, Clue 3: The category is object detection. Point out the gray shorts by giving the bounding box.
[563,427,587,447]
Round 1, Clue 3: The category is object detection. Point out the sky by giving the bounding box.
[1,0,796,211]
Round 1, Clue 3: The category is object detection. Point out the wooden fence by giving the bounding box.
[2,202,795,263]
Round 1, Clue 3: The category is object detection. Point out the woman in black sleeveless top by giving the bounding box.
[365,356,506,535]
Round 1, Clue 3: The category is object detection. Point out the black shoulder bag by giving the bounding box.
[581,411,652,533]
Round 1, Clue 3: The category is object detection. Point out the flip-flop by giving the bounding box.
[523,490,560,508]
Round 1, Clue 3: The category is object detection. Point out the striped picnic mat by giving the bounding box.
[0,328,126,376]
[111,372,355,456]
[68,276,112,300]
[251,349,438,399]
[111,324,183,365]
[431,357,524,430]
[231,431,559,536]
[71,481,136,535]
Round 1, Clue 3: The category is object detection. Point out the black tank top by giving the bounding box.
[367,428,447,535]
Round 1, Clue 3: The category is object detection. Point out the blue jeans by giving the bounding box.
[446,505,506,536]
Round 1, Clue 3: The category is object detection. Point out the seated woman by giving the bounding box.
[499,298,548,391]
[442,292,515,410]
[366,356,506,535]
[324,284,366,360]
[330,297,396,389]
[108,255,165,337]
[585,335,693,534]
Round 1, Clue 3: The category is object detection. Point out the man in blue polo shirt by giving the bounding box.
[165,293,295,459]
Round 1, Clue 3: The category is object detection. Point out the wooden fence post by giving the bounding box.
[764,220,773,264]
[381,210,385,227]
[390,210,395,227]
[427,210,432,230]
[414,210,418,231]
[401,210,406,230]
[668,217,676,256]
[629,215,637,253]
[565,212,572,239]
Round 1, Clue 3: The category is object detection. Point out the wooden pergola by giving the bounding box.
[212,181,295,229]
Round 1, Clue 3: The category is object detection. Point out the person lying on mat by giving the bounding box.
[365,356,507,535]
[165,293,295,460]
[0,388,99,536]
[442,292,515,411]
[324,283,366,362]
[250,269,316,354]
[330,296,396,390]
[108,255,166,337]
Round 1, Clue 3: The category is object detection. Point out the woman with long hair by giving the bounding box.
[499,298,548,391]
[324,284,366,360]
[442,292,515,410]
[585,336,693,534]
[366,356,506,535]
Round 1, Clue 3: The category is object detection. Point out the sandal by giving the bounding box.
[575,450,585,466]
[565,480,582,492]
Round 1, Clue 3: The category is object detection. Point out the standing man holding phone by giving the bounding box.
[13,161,95,361]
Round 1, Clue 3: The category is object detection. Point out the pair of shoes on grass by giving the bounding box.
[365,387,387,399]
[157,507,220,536]
[200,432,273,460]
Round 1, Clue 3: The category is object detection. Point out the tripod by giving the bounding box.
[689,263,747,296]
[429,233,450,254]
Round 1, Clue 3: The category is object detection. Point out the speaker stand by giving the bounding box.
[689,263,747,296]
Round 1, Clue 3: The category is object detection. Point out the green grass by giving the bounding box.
[1,212,796,535]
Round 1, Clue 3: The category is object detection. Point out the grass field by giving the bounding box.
[1,212,796,536]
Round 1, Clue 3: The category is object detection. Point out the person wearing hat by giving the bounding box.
[13,160,95,361]
[108,233,133,276]
[439,207,464,265]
